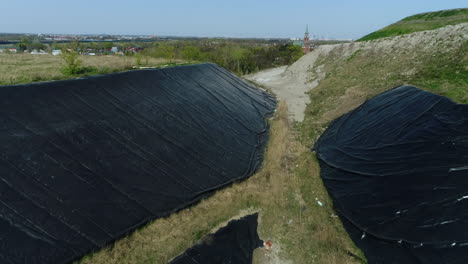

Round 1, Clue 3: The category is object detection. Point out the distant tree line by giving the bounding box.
[15,38,304,75]
[72,40,303,75]
[140,41,303,75]
[16,36,48,52]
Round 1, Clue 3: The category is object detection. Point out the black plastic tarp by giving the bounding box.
[170,213,263,264]
[0,63,275,264]
[315,85,468,264]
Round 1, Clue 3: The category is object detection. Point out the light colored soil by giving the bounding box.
[245,42,335,122]
[245,62,319,122]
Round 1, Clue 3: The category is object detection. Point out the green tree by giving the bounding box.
[52,42,60,50]
[181,45,202,61]
[287,44,303,63]
[152,43,176,61]
[31,42,46,51]
[103,42,114,50]
[135,52,143,66]
[17,37,33,51]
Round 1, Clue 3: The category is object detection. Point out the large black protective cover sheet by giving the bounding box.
[0,63,275,264]
[170,213,263,264]
[315,86,468,264]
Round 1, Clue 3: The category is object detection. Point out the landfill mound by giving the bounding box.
[315,86,468,264]
[170,213,263,264]
[0,63,275,264]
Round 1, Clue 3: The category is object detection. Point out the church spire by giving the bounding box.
[303,24,311,54]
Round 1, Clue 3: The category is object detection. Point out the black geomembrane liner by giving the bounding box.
[0,63,275,263]
[170,213,263,264]
[315,85,468,264]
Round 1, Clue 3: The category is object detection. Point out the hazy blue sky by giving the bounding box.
[1,0,466,39]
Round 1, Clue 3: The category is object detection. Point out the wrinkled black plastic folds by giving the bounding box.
[170,213,263,264]
[0,63,275,264]
[315,86,468,264]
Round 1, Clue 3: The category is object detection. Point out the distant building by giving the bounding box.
[303,24,311,54]
[52,50,62,56]
[292,25,312,54]
[292,40,304,46]
[0,46,17,53]
[31,49,48,55]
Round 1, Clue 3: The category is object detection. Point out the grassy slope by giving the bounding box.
[359,8,468,41]
[300,38,468,147]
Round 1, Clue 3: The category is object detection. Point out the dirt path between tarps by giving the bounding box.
[245,66,308,122]
[244,47,330,122]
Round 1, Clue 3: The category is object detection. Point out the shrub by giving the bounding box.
[61,42,82,75]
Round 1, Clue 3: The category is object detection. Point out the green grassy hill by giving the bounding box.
[359,8,468,41]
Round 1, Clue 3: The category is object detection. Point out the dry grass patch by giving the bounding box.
[0,53,175,85]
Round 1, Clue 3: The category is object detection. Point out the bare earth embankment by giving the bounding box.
[247,23,467,123]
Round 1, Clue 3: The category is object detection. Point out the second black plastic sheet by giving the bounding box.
[315,86,468,264]
[170,213,263,264]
